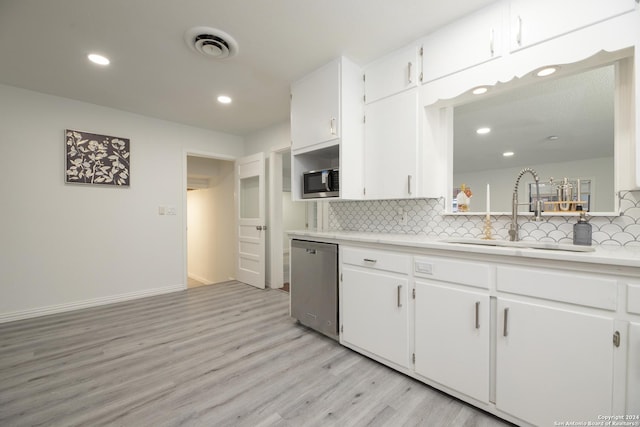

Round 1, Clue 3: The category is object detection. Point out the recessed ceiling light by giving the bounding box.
[88,53,110,66]
[536,66,558,77]
[476,127,491,135]
[503,151,515,157]
[217,95,232,104]
[547,135,559,141]
[472,86,488,95]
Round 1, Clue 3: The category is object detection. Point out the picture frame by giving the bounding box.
[65,129,130,186]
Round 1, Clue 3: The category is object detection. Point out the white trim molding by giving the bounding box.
[0,284,185,324]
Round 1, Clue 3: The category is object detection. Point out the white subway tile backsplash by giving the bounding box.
[328,191,640,247]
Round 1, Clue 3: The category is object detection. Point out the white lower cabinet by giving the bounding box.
[341,247,411,368]
[332,241,637,426]
[629,322,640,414]
[414,281,490,403]
[496,298,615,426]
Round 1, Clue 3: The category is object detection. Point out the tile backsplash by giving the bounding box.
[328,191,640,247]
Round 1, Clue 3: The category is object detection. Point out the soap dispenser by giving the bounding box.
[573,212,592,246]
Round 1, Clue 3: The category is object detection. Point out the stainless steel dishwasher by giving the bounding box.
[290,239,338,340]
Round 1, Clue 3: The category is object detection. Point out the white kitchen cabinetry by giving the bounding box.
[290,57,363,200]
[420,2,504,84]
[496,298,615,426]
[340,247,411,369]
[363,44,420,104]
[414,281,490,403]
[290,59,340,151]
[627,283,640,414]
[495,263,619,426]
[509,0,636,52]
[363,88,419,199]
[629,322,640,414]
[413,256,492,403]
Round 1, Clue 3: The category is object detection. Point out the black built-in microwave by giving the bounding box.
[302,168,339,199]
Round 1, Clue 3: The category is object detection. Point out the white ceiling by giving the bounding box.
[0,0,495,137]
[454,64,615,173]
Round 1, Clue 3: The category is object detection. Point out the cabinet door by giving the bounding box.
[290,59,340,150]
[629,322,640,414]
[414,281,490,403]
[364,44,419,104]
[421,2,503,84]
[496,299,614,426]
[341,266,410,368]
[363,88,418,199]
[510,0,636,52]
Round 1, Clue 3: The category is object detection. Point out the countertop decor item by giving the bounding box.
[65,129,130,186]
[456,184,472,212]
[573,211,593,246]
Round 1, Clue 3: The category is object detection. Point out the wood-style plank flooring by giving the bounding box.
[0,281,512,427]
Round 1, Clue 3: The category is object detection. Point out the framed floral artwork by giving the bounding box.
[65,129,130,186]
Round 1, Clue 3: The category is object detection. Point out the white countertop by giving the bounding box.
[287,230,640,269]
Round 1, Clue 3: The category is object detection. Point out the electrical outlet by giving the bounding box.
[398,208,408,225]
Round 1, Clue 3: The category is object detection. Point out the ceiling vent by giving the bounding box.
[184,26,239,59]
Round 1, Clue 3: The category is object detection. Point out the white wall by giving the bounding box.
[187,158,236,284]
[244,121,290,157]
[243,121,291,287]
[282,192,307,247]
[0,84,243,321]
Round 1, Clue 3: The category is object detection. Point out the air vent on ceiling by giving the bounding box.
[184,26,239,59]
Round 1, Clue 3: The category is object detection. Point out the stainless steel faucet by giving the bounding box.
[509,168,544,241]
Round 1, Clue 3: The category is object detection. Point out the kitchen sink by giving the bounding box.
[441,238,595,252]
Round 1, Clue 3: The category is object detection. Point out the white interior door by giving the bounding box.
[236,153,266,289]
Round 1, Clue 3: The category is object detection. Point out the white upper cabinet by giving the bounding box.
[363,44,420,104]
[364,88,419,199]
[421,2,504,84]
[290,59,341,151]
[509,0,637,52]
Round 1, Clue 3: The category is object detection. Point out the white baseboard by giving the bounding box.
[0,284,186,324]
[187,273,211,284]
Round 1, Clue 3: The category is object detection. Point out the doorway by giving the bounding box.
[269,148,316,291]
[185,154,236,288]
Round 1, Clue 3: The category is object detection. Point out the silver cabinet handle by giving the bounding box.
[330,117,336,136]
[408,62,413,84]
[407,175,412,195]
[489,28,495,56]
[363,258,377,263]
[397,285,402,307]
[475,301,480,329]
[503,307,509,337]
[517,16,522,46]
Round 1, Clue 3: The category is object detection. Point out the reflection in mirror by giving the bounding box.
[453,63,615,214]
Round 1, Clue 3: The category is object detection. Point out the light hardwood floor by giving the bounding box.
[0,281,513,427]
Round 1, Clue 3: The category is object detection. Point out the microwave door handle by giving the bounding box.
[325,173,331,192]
